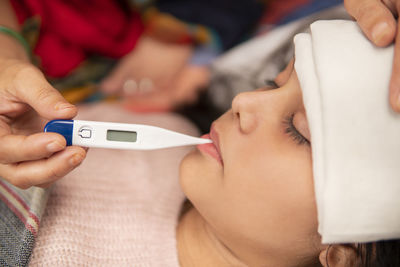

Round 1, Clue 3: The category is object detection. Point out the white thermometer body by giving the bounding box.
[44,120,211,150]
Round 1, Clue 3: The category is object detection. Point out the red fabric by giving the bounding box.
[11,0,144,77]
[261,0,309,24]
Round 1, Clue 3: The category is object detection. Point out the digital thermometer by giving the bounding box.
[44,120,212,150]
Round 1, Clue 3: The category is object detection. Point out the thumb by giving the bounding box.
[14,66,77,120]
[345,0,396,46]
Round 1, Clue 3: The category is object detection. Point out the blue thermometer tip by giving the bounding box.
[44,120,73,146]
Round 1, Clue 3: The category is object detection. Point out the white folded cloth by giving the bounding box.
[294,20,400,243]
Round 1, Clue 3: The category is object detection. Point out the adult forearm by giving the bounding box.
[0,0,30,62]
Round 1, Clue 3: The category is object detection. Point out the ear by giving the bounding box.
[319,245,357,267]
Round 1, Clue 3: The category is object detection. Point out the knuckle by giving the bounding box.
[35,86,53,103]
[354,5,391,34]
[47,165,66,180]
[356,2,376,19]
[345,0,385,24]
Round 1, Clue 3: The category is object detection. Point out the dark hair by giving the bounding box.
[327,240,400,267]
[356,239,400,267]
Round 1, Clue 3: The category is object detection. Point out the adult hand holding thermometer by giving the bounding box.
[44,120,212,150]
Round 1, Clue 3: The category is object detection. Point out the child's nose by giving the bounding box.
[232,91,259,134]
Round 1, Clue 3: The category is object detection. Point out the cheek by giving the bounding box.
[205,140,318,248]
[179,123,319,250]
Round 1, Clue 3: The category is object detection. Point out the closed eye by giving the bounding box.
[283,114,310,146]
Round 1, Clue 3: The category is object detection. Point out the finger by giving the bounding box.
[0,146,86,189]
[13,65,77,120]
[37,147,89,188]
[0,132,66,164]
[100,59,131,94]
[389,18,400,112]
[345,0,396,46]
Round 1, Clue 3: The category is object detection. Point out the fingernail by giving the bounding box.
[55,102,74,110]
[372,22,390,45]
[69,153,84,166]
[47,140,64,152]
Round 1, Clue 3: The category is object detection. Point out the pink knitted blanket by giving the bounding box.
[29,103,198,266]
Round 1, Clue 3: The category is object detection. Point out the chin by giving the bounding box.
[179,149,221,206]
[179,150,201,196]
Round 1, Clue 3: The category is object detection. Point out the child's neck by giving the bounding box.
[177,207,247,267]
[177,207,322,267]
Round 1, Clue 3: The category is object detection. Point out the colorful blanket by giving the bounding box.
[10,0,264,104]
[0,180,48,266]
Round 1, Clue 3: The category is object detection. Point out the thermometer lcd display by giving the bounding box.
[107,130,137,142]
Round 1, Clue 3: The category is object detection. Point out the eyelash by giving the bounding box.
[264,80,309,146]
[283,114,310,146]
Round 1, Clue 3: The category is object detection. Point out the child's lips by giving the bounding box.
[197,133,223,165]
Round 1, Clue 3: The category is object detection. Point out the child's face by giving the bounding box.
[180,61,322,263]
